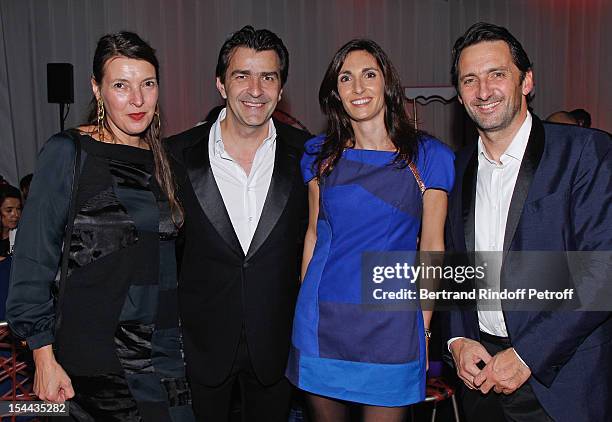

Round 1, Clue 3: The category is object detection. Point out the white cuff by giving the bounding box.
[512,348,529,369]
[447,336,465,353]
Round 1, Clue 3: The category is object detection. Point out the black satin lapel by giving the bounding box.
[503,116,545,252]
[245,138,296,261]
[462,149,478,252]
[185,141,243,257]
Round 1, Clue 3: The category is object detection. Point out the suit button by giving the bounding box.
[243,262,250,268]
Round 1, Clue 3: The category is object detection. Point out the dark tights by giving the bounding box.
[306,393,408,422]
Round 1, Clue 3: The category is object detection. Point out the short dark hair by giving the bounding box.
[569,108,591,128]
[216,26,289,86]
[451,22,532,88]
[19,174,32,192]
[0,185,21,209]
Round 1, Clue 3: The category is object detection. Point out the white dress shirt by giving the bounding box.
[448,113,532,365]
[476,112,531,337]
[209,108,276,254]
[8,228,16,255]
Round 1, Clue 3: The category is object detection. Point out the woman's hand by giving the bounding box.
[32,345,75,403]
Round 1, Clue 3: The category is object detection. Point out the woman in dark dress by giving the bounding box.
[7,32,194,421]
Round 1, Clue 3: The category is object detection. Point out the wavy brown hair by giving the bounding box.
[85,31,183,226]
[315,39,420,178]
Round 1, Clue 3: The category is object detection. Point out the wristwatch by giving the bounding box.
[424,328,432,339]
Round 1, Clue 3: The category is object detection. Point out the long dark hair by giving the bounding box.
[316,39,420,178]
[85,31,182,225]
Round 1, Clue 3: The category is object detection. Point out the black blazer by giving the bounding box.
[166,119,310,386]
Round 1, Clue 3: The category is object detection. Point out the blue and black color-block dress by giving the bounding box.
[7,131,194,421]
[287,135,454,406]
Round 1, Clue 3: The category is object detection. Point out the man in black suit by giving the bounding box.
[166,26,310,421]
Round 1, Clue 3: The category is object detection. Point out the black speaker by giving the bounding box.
[47,63,74,104]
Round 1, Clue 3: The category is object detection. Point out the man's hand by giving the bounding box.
[449,338,492,389]
[474,347,531,395]
[33,345,75,403]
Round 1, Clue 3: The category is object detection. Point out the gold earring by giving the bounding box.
[154,105,161,133]
[97,98,105,141]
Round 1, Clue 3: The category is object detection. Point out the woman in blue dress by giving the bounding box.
[287,39,454,421]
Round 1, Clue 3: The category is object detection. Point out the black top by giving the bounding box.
[7,131,181,375]
[0,237,9,257]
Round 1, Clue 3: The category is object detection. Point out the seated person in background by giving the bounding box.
[0,185,22,320]
[545,110,578,125]
[0,185,21,258]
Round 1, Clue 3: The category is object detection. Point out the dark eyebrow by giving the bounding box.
[261,71,279,78]
[111,76,157,84]
[340,67,379,74]
[460,66,510,80]
[459,71,476,80]
[231,69,252,76]
[230,70,279,78]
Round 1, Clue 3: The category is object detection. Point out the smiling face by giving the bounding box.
[92,56,158,143]
[456,40,533,138]
[1,197,21,233]
[216,47,282,131]
[337,50,386,124]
